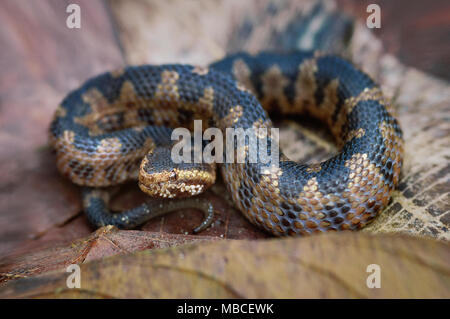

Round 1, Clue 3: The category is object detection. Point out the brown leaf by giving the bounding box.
[0,0,124,257]
[1,0,449,287]
[0,233,449,298]
[0,226,220,284]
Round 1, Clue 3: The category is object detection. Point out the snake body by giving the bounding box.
[49,51,403,236]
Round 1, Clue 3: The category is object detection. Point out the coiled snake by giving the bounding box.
[49,51,403,236]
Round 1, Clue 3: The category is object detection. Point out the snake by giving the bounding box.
[49,51,403,236]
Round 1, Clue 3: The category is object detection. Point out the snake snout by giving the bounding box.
[138,146,216,199]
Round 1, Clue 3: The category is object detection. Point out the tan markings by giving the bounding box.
[197,86,214,116]
[154,70,215,128]
[345,87,379,112]
[54,105,67,118]
[139,161,215,198]
[296,73,347,143]
[321,78,340,111]
[110,68,125,78]
[175,86,215,130]
[75,80,142,134]
[83,80,139,112]
[384,100,397,117]
[321,78,340,126]
[296,177,326,221]
[334,112,349,146]
[148,70,182,126]
[192,65,209,76]
[221,105,243,129]
[53,131,155,187]
[261,165,283,180]
[161,70,179,83]
[81,88,110,114]
[62,130,75,144]
[308,78,348,144]
[260,65,290,112]
[306,163,322,173]
[344,87,392,114]
[344,153,390,222]
[345,128,366,142]
[252,118,272,138]
[176,167,216,185]
[379,121,404,185]
[285,151,396,231]
[221,164,246,213]
[294,58,318,113]
[156,70,180,101]
[246,165,283,223]
[236,82,253,94]
[316,79,342,134]
[123,110,142,128]
[232,59,256,94]
[97,137,122,155]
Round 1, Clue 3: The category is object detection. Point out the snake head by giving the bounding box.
[138,146,216,199]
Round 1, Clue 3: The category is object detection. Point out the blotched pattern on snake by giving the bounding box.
[49,51,403,236]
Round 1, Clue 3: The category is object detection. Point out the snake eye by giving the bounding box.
[169,171,177,181]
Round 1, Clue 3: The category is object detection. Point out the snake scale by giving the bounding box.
[49,51,403,236]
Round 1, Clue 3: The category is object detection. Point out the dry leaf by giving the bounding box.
[0,226,220,284]
[0,233,448,298]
